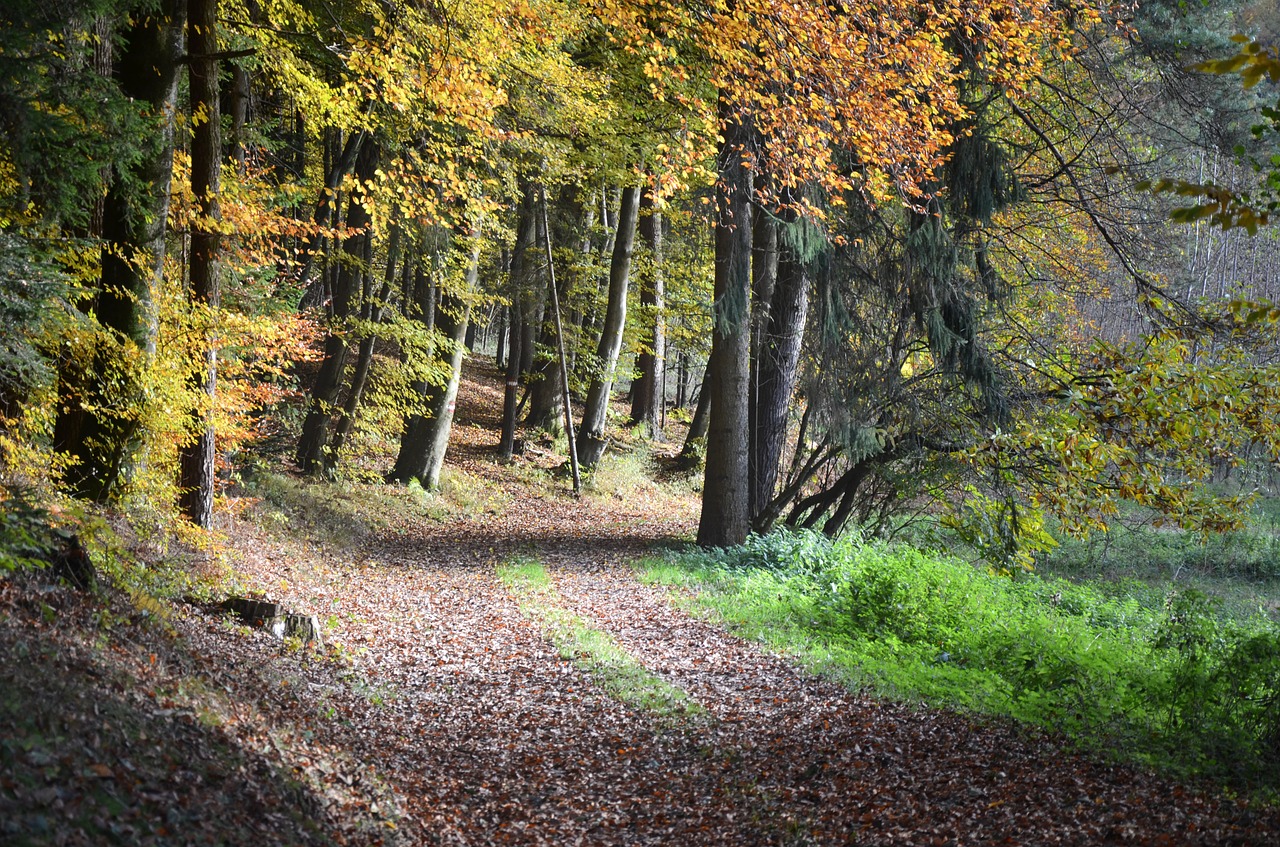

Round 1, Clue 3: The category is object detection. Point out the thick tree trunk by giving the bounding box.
[389,237,479,487]
[179,0,222,527]
[629,187,665,438]
[748,212,810,525]
[576,185,640,469]
[295,142,378,474]
[54,0,184,501]
[698,108,754,548]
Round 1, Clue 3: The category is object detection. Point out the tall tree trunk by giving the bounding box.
[500,188,538,458]
[54,0,184,501]
[576,186,640,468]
[675,350,688,408]
[749,206,810,526]
[179,0,222,527]
[499,300,523,460]
[295,142,378,474]
[630,186,665,438]
[389,236,480,487]
[325,225,402,473]
[698,106,754,548]
[495,303,509,370]
[525,188,584,431]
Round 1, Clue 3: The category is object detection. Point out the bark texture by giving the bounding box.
[576,185,640,469]
[748,213,810,526]
[697,109,754,548]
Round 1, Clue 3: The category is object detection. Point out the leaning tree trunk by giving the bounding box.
[389,236,480,487]
[54,0,184,501]
[576,185,640,469]
[749,209,810,526]
[295,142,379,474]
[178,0,222,528]
[629,186,665,438]
[697,105,754,548]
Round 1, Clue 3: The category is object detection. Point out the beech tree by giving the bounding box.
[577,185,641,469]
[594,0,1083,546]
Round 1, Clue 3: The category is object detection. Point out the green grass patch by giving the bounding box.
[497,556,703,720]
[644,530,1280,793]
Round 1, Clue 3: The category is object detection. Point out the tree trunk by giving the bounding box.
[495,303,509,370]
[679,372,712,465]
[500,188,538,458]
[54,0,184,501]
[295,141,378,474]
[576,185,640,469]
[525,188,584,431]
[225,63,250,171]
[325,225,402,473]
[499,300,523,459]
[697,106,754,548]
[294,128,367,309]
[749,209,810,525]
[630,186,665,438]
[179,0,222,528]
[389,236,479,487]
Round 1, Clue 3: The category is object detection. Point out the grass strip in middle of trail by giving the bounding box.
[497,556,703,720]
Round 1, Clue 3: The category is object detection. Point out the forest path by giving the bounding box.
[247,359,1275,846]
[189,358,1279,846]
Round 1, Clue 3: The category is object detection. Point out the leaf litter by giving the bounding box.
[4,359,1280,845]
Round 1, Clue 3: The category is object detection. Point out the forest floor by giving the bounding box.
[5,360,1280,845]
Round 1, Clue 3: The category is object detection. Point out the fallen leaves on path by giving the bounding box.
[5,358,1280,844]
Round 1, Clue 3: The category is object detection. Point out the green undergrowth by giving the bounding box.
[643,530,1280,794]
[497,556,703,721]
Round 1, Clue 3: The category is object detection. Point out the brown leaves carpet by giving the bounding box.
[4,360,1280,845]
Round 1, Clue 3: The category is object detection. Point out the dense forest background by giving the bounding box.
[4,0,1280,558]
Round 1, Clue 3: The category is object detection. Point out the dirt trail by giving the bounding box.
[9,359,1277,845]
[238,360,1280,845]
